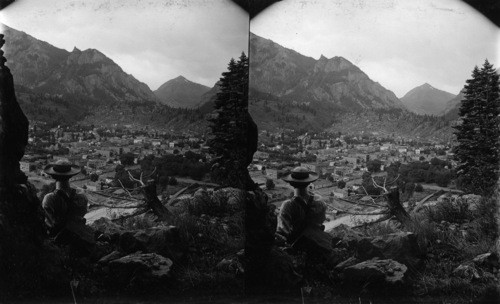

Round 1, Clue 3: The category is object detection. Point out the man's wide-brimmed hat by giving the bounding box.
[282,167,319,185]
[44,160,81,178]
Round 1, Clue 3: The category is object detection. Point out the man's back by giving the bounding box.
[42,188,88,236]
[276,196,308,244]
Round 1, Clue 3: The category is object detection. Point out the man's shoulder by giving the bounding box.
[73,190,88,201]
[280,197,306,211]
[42,192,59,206]
[42,192,57,200]
[282,197,300,206]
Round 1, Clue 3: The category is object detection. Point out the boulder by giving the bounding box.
[216,255,244,275]
[108,252,173,287]
[328,224,364,248]
[262,247,302,289]
[356,232,425,269]
[344,258,407,286]
[452,264,481,281]
[193,188,211,204]
[91,217,126,242]
[460,194,482,212]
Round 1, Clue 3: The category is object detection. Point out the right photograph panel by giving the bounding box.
[248,0,499,301]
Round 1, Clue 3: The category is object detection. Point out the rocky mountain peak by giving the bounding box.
[154,75,210,109]
[401,83,456,115]
[313,55,359,74]
[173,75,188,82]
[67,48,109,65]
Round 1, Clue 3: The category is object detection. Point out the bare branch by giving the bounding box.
[386,174,400,185]
[118,179,134,198]
[111,208,148,222]
[128,170,145,187]
[88,191,142,202]
[336,196,386,208]
[331,206,389,216]
[352,214,393,228]
[371,176,386,192]
[413,190,445,213]
[89,202,146,209]
[361,185,370,196]
[143,167,157,180]
[166,183,201,206]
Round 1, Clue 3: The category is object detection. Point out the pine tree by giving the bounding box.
[453,60,499,195]
[208,53,251,188]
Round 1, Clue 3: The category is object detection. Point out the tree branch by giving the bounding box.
[111,208,148,222]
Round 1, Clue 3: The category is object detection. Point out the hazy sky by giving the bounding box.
[0,0,249,90]
[251,0,499,97]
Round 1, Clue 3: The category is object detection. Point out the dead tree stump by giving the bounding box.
[386,186,411,226]
[142,181,173,222]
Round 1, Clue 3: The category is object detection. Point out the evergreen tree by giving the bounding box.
[453,60,499,195]
[208,53,253,188]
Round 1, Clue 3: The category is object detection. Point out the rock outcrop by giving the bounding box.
[344,258,407,286]
[107,252,173,289]
[355,232,425,270]
[0,33,64,298]
[0,33,29,185]
[91,218,185,261]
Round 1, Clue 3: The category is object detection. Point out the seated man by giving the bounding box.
[276,167,333,259]
[42,160,95,254]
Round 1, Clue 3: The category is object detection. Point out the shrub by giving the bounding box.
[90,172,99,182]
[471,195,498,239]
[185,189,244,217]
[415,183,424,192]
[337,180,346,189]
[424,199,472,224]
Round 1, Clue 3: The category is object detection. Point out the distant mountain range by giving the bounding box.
[154,76,211,108]
[249,33,454,141]
[1,24,217,128]
[2,25,464,140]
[2,24,156,103]
[250,33,405,111]
[400,83,456,116]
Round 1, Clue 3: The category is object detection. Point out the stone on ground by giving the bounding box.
[344,258,407,286]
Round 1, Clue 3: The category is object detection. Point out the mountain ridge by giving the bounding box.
[249,32,406,111]
[249,33,453,140]
[1,24,158,104]
[1,24,213,130]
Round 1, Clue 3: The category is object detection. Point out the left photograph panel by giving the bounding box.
[0,0,249,301]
